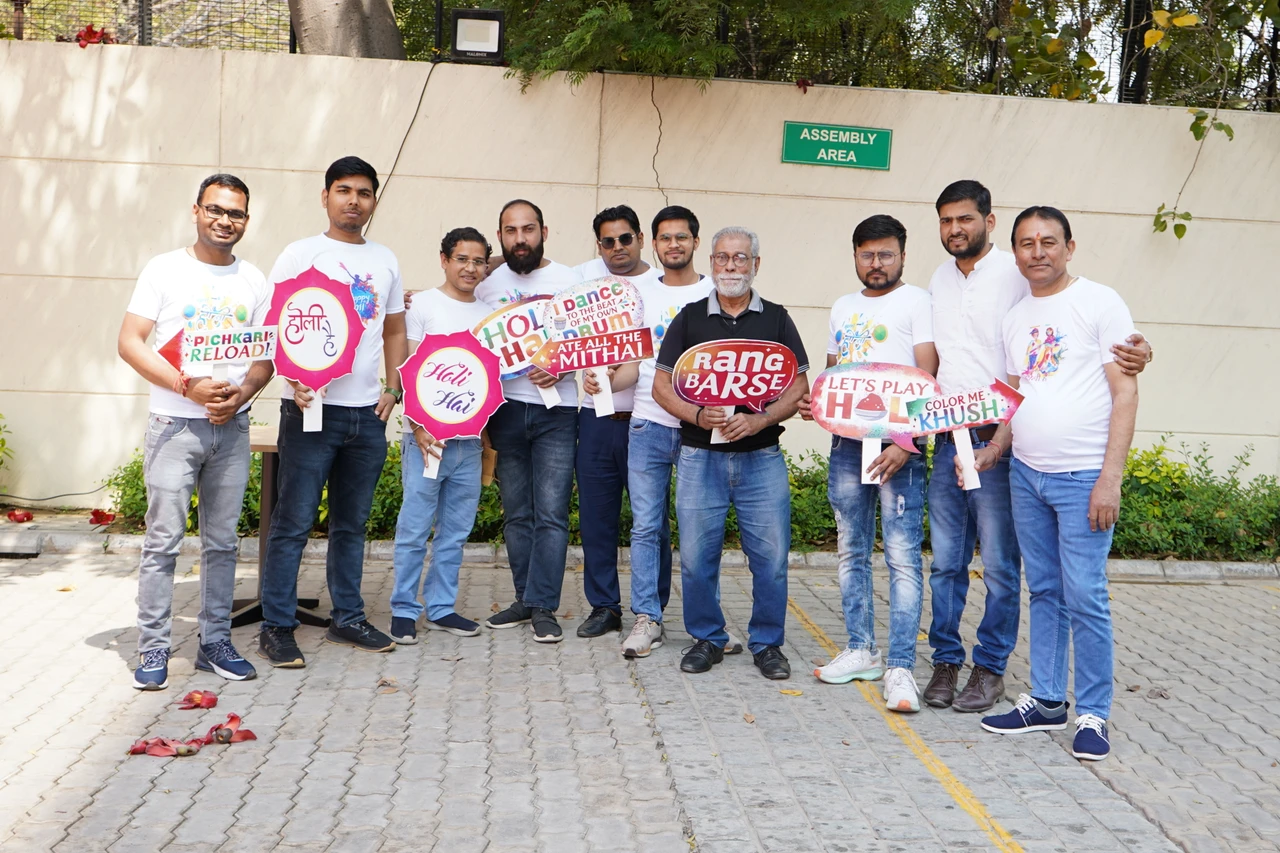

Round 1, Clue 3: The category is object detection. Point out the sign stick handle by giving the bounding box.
[211,364,229,383]
[422,443,443,480]
[861,438,882,485]
[593,371,616,418]
[954,429,983,491]
[302,387,324,433]
[537,382,562,409]
[709,406,735,444]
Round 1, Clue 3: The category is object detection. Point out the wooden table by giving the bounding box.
[230,425,330,628]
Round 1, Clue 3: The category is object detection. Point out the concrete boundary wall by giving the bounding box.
[1,40,1278,506]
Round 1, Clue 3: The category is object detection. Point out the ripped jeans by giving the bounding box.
[827,436,926,670]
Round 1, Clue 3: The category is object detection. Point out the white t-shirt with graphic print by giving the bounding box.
[402,286,494,436]
[268,233,405,408]
[474,261,582,406]
[1002,277,1136,473]
[631,275,716,428]
[126,248,271,419]
[826,284,933,367]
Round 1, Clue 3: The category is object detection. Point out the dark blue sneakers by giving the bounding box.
[1072,714,1110,761]
[389,616,419,645]
[427,612,481,637]
[133,648,171,690]
[195,639,258,681]
[980,693,1068,733]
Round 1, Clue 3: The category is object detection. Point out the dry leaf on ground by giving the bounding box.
[376,677,400,695]
[743,713,755,724]
[779,689,803,696]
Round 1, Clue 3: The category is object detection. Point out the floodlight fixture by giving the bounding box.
[450,8,505,63]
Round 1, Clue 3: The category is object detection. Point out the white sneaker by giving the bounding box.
[884,667,921,713]
[621,615,664,658]
[813,648,885,684]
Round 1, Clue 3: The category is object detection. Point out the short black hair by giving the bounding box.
[592,205,642,238]
[935,180,992,217]
[852,214,907,251]
[197,173,250,208]
[651,205,700,239]
[500,198,544,229]
[1011,206,1073,244]
[325,156,379,194]
[441,227,491,260]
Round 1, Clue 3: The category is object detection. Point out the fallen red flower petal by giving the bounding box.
[89,509,116,525]
[127,736,207,757]
[177,690,218,710]
[6,510,33,523]
[203,713,256,746]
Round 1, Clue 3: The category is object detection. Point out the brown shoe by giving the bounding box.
[953,665,1005,713]
[922,663,960,708]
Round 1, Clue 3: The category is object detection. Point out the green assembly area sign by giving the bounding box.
[781,121,893,171]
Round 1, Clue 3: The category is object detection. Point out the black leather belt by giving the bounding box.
[937,425,998,445]
[609,412,632,421]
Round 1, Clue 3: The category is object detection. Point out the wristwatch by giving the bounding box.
[383,386,403,403]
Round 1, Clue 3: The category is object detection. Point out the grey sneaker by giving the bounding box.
[621,615,664,658]
[486,600,532,629]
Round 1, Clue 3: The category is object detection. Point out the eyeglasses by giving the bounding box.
[450,255,487,269]
[711,252,754,267]
[598,233,636,250]
[199,204,248,224]
[656,232,692,244]
[856,251,900,265]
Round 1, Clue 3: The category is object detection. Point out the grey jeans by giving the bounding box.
[137,411,250,652]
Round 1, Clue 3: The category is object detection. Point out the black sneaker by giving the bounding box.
[680,639,725,673]
[426,612,481,637]
[530,608,563,644]
[326,619,396,652]
[753,646,791,680]
[576,606,622,638]
[389,616,418,645]
[485,600,532,629]
[257,626,305,668]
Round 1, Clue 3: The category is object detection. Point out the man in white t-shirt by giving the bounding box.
[979,206,1138,764]
[571,205,663,641]
[798,215,938,713]
[387,227,495,645]
[118,174,273,689]
[921,180,1153,716]
[475,200,582,643]
[257,157,408,667]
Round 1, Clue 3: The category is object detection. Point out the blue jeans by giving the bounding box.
[625,419,675,621]
[676,445,790,654]
[576,411,628,612]
[1010,458,1115,719]
[391,437,483,621]
[927,439,1022,674]
[487,401,578,611]
[828,437,925,670]
[137,412,250,652]
[262,400,387,629]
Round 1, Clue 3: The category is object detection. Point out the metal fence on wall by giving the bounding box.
[7,0,291,51]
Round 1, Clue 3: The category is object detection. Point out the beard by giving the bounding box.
[859,268,903,290]
[663,253,692,271]
[714,270,753,299]
[946,229,989,260]
[504,239,545,275]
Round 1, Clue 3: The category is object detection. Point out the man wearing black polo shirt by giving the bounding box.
[652,226,810,679]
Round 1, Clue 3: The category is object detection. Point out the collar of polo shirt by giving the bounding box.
[707,288,764,316]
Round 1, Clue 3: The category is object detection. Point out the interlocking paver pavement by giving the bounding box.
[0,548,1276,852]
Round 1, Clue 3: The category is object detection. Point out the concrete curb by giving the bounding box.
[3,529,1277,581]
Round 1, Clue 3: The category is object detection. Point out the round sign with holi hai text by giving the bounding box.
[398,330,505,441]
[266,266,366,390]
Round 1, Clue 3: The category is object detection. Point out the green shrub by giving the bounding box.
[0,413,13,475]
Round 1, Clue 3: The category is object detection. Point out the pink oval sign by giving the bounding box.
[672,339,798,413]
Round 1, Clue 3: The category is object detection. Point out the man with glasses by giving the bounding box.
[572,206,663,639]
[387,228,495,644]
[799,215,937,713]
[653,227,809,679]
[118,174,273,689]
[477,200,582,643]
[258,156,408,667]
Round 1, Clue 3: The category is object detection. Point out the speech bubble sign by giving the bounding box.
[471,295,554,381]
[810,362,941,452]
[531,326,654,376]
[398,330,505,442]
[905,379,1023,437]
[183,326,278,368]
[541,276,644,340]
[672,339,799,414]
[266,266,365,391]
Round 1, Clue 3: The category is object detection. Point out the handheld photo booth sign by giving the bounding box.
[472,295,558,406]
[398,330,505,480]
[184,327,278,382]
[906,379,1023,490]
[267,266,366,432]
[538,277,646,415]
[809,362,940,485]
[673,340,799,444]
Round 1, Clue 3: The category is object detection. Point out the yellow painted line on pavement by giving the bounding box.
[787,597,1025,853]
